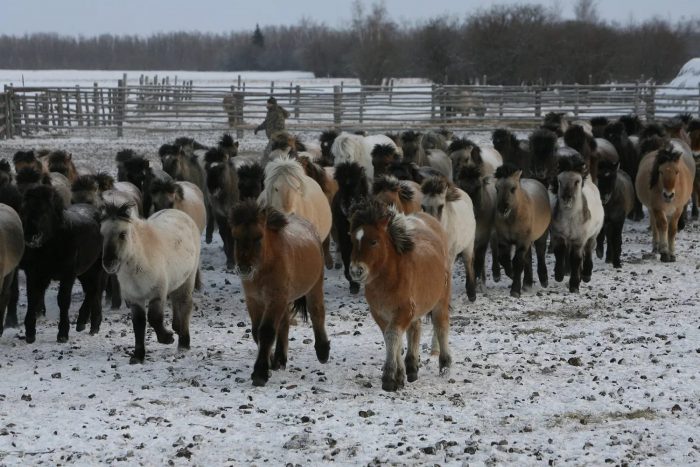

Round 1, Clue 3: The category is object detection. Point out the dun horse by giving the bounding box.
[449,138,503,179]
[349,199,452,391]
[0,204,24,337]
[101,202,201,363]
[493,165,551,297]
[230,200,330,386]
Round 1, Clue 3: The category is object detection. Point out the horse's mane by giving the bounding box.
[401,130,421,143]
[457,164,483,181]
[13,150,37,164]
[263,158,307,198]
[687,119,700,133]
[437,128,453,138]
[47,150,71,164]
[373,175,414,203]
[492,128,514,145]
[663,118,685,134]
[159,144,180,157]
[95,172,115,191]
[15,167,46,185]
[640,123,666,140]
[219,133,236,149]
[334,162,368,191]
[123,156,150,172]
[563,125,589,152]
[448,138,479,154]
[319,130,339,145]
[371,144,397,160]
[230,199,288,232]
[387,161,421,182]
[675,113,693,126]
[495,163,521,179]
[269,132,293,152]
[350,198,415,254]
[650,145,682,189]
[103,201,135,222]
[639,135,666,156]
[297,156,327,191]
[421,176,461,202]
[590,116,609,127]
[557,153,588,181]
[237,161,265,180]
[150,177,179,194]
[618,114,643,136]
[205,147,228,165]
[72,175,98,193]
[529,128,558,155]
[604,121,627,138]
[115,149,135,163]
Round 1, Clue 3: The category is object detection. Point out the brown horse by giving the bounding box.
[349,199,452,391]
[372,176,422,214]
[230,200,330,387]
[494,164,551,297]
[47,151,79,183]
[688,119,700,218]
[635,142,695,262]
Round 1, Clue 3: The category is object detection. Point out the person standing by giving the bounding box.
[255,97,290,139]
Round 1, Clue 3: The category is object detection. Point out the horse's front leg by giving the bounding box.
[461,247,477,302]
[498,240,512,280]
[24,273,49,344]
[130,303,147,364]
[522,244,534,292]
[666,209,681,262]
[1,270,20,332]
[205,202,215,244]
[653,210,671,261]
[272,311,290,371]
[534,233,548,288]
[57,275,76,343]
[251,302,283,386]
[569,244,584,293]
[595,222,606,260]
[147,297,174,345]
[552,236,567,282]
[381,322,405,392]
[0,273,14,337]
[322,236,333,271]
[306,273,330,364]
[216,215,235,270]
[509,244,527,298]
[489,234,501,282]
[582,237,595,282]
[649,210,659,253]
[405,319,421,383]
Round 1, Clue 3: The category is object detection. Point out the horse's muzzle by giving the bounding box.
[235,265,255,280]
[103,260,121,274]
[25,233,44,248]
[601,193,611,205]
[349,262,369,283]
[662,191,675,203]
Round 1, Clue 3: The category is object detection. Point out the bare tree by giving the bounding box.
[574,0,599,24]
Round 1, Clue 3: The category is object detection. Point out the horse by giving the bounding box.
[0,160,21,214]
[20,185,105,343]
[449,138,503,180]
[422,129,453,152]
[15,167,72,207]
[542,112,569,136]
[387,161,443,184]
[529,128,559,186]
[635,143,695,262]
[492,129,532,175]
[159,143,214,243]
[236,162,265,201]
[455,165,500,285]
[218,133,239,158]
[204,148,240,269]
[0,204,24,337]
[258,158,332,266]
[331,132,400,180]
[101,202,201,363]
[550,155,604,292]
[173,136,209,157]
[371,144,402,177]
[115,149,135,182]
[71,174,142,215]
[13,150,48,176]
[603,122,642,220]
[372,176,422,214]
[332,162,370,294]
[590,117,610,138]
[687,119,700,218]
[318,130,339,166]
[664,118,692,147]
[400,131,428,166]
[421,177,477,301]
[230,200,330,386]
[564,124,598,182]
[596,160,635,268]
[493,164,551,297]
[122,156,173,215]
[349,199,452,391]
[149,179,207,235]
[47,150,79,183]
[618,114,644,137]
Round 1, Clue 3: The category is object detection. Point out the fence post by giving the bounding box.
[75,86,83,126]
[117,79,125,137]
[574,84,580,117]
[645,82,656,122]
[534,86,542,118]
[33,95,40,132]
[270,81,275,97]
[633,81,640,115]
[498,86,504,117]
[235,91,244,140]
[92,82,99,126]
[388,78,394,104]
[294,85,300,119]
[697,82,700,117]
[359,87,365,124]
[333,85,342,129]
[5,86,14,138]
[430,84,436,121]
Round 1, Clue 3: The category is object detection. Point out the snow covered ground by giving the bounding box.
[0,131,699,465]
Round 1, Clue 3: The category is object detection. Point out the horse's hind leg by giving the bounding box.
[108,274,122,310]
[595,223,606,260]
[0,273,14,337]
[205,201,215,244]
[57,275,76,343]
[431,295,452,376]
[498,240,512,280]
[534,234,548,288]
[2,270,19,330]
[405,319,421,383]
[611,220,625,268]
[148,297,175,345]
[306,271,330,364]
[509,245,527,298]
[666,210,681,262]
[130,304,147,364]
[217,214,235,270]
[381,323,405,391]
[569,244,583,293]
[582,238,595,282]
[654,210,671,261]
[77,264,106,335]
[24,273,49,344]
[462,246,477,302]
[522,246,534,292]
[322,236,333,270]
[490,235,501,282]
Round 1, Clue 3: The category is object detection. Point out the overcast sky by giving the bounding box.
[0,0,698,36]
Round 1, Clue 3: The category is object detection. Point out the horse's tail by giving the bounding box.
[291,296,309,323]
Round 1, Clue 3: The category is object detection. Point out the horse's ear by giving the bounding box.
[234,141,239,149]
[67,153,72,161]
[174,183,185,200]
[378,216,390,230]
[614,161,620,171]
[514,170,522,181]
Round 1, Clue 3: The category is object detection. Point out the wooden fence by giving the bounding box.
[2,81,700,139]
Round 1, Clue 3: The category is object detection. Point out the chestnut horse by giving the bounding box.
[230,200,330,386]
[635,142,695,262]
[349,199,452,391]
[372,176,423,214]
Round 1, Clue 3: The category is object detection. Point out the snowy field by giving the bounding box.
[0,131,699,465]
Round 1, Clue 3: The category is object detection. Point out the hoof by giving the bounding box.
[510,289,521,298]
[334,262,342,270]
[89,326,100,336]
[406,371,418,383]
[57,334,69,343]
[129,355,144,365]
[596,249,603,259]
[540,280,548,289]
[613,262,622,269]
[382,378,399,392]
[581,274,591,283]
[315,341,330,363]
[569,284,580,293]
[660,253,674,263]
[251,373,268,387]
[177,335,190,349]
[25,334,36,344]
[76,322,86,332]
[271,359,286,371]
[4,316,17,328]
[226,260,235,270]
[157,332,175,345]
[522,283,532,292]
[110,303,121,311]
[349,282,360,295]
[492,273,500,283]
[205,234,213,244]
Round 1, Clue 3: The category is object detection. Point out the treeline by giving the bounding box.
[0,2,698,85]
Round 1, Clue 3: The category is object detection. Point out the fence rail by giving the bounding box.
[3,81,700,139]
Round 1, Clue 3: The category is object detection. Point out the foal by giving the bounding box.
[230,201,330,387]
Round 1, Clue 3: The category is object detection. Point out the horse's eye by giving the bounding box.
[370,239,378,247]
[118,231,127,240]
[575,180,579,186]
[510,187,515,194]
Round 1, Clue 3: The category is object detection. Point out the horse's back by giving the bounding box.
[301,176,332,240]
[582,180,605,239]
[65,204,102,275]
[521,178,552,239]
[595,138,619,165]
[445,188,476,259]
[617,170,635,215]
[178,181,207,233]
[0,203,24,277]
[49,172,72,207]
[635,152,655,206]
[426,149,453,180]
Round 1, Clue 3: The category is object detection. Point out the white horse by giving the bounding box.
[258,157,332,243]
[100,202,201,364]
[149,179,207,234]
[550,155,604,293]
[331,132,400,180]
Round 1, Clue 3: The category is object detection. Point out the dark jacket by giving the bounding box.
[256,104,290,138]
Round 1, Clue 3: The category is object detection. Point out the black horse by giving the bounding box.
[236,162,265,201]
[204,148,240,269]
[122,156,172,216]
[20,185,105,343]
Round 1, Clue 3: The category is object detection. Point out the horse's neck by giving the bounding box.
[123,219,149,261]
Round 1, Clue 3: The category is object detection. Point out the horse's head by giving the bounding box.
[100,201,136,274]
[123,156,151,190]
[204,148,231,196]
[0,159,12,186]
[218,133,239,158]
[71,175,101,206]
[373,176,411,212]
[319,130,339,164]
[349,199,413,284]
[159,144,184,177]
[564,124,590,154]
[494,164,523,218]
[400,131,422,161]
[420,176,460,222]
[556,154,587,209]
[603,122,628,149]
[529,129,558,181]
[492,129,516,155]
[455,165,484,201]
[21,185,64,248]
[115,149,135,182]
[688,119,700,153]
[448,138,482,179]
[13,150,43,174]
[590,117,610,138]
[371,144,400,177]
[47,151,74,179]
[150,179,182,211]
[618,114,643,136]
[387,161,420,182]
[543,112,568,136]
[264,158,306,214]
[596,160,619,205]
[651,145,683,203]
[15,167,51,197]
[230,200,288,280]
[237,163,265,201]
[334,162,369,216]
